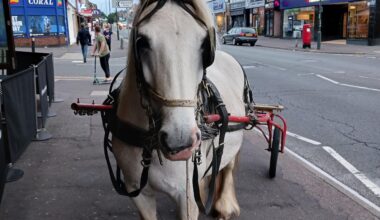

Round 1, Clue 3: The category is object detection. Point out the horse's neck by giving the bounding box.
[117,70,149,130]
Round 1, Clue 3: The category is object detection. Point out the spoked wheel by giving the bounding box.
[269,127,281,178]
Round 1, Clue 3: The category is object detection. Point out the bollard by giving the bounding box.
[31,37,36,53]
[120,38,124,49]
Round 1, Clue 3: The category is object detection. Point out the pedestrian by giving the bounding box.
[103,23,113,51]
[92,25,111,82]
[76,23,91,63]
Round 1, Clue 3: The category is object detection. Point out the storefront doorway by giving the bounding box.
[321,4,348,41]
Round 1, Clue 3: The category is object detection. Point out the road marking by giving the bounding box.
[286,131,321,145]
[90,90,108,96]
[323,146,380,197]
[340,83,380,92]
[333,70,345,74]
[243,65,256,69]
[72,60,83,63]
[316,74,380,92]
[253,128,321,146]
[287,149,380,218]
[359,75,380,81]
[256,62,287,71]
[298,73,315,76]
[316,74,339,84]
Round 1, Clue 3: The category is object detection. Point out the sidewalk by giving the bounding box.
[17,36,380,58]
[16,39,128,59]
[255,36,380,55]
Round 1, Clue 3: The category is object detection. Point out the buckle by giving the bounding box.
[192,149,202,165]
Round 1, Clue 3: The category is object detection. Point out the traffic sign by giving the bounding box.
[118,1,132,8]
[112,0,132,8]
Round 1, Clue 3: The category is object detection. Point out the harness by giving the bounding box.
[100,0,255,215]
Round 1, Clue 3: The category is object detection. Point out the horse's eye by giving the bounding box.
[136,35,150,50]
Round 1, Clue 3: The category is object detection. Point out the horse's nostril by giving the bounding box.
[159,131,169,149]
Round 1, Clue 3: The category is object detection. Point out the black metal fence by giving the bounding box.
[0,51,57,204]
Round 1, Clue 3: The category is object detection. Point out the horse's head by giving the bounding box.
[131,0,215,160]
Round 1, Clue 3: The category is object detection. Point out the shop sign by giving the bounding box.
[246,0,264,9]
[213,0,226,13]
[282,0,347,9]
[27,0,54,6]
[230,9,244,16]
[92,9,101,17]
[230,1,245,10]
[80,9,93,17]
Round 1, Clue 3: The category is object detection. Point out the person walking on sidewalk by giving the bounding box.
[76,23,91,63]
[92,26,111,82]
[103,23,113,51]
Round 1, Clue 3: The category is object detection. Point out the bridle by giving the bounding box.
[131,0,216,112]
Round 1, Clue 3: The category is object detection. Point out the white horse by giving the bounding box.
[112,0,246,219]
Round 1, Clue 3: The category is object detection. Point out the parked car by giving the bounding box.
[222,27,258,46]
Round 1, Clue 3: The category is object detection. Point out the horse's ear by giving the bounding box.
[202,27,216,69]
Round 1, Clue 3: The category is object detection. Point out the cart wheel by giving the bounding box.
[269,127,281,178]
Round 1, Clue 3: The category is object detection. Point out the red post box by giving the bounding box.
[302,24,312,49]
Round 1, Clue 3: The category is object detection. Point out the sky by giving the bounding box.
[90,0,137,15]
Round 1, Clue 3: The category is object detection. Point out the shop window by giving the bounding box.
[12,16,26,37]
[348,1,369,39]
[58,16,65,35]
[0,0,7,66]
[283,7,315,38]
[28,15,58,36]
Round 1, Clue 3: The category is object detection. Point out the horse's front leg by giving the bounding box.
[170,187,199,220]
[131,186,158,220]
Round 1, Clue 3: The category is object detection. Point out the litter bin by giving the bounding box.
[302,24,312,49]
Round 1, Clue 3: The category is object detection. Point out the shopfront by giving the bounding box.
[213,0,226,33]
[245,0,264,34]
[264,0,280,37]
[230,1,246,28]
[10,0,68,47]
[347,1,369,43]
[280,0,380,44]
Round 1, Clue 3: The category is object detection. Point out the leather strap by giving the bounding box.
[193,76,229,214]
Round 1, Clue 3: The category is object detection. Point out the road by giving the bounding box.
[221,44,380,207]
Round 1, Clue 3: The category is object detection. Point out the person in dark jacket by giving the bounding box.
[76,23,91,63]
[103,23,113,51]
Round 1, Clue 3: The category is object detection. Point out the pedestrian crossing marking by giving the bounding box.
[90,91,108,96]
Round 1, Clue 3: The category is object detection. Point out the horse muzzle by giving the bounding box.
[159,127,201,161]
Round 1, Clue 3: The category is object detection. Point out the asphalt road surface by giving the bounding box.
[221,44,380,208]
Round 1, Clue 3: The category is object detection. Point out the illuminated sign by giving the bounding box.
[27,0,54,6]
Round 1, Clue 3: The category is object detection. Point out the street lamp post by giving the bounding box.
[116,7,120,40]
[317,0,322,50]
